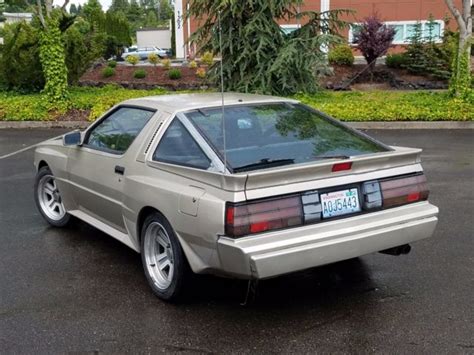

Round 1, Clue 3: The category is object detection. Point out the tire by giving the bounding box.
[140,212,190,301]
[34,166,71,227]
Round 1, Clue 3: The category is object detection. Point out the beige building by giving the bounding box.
[136,27,172,49]
[0,12,34,44]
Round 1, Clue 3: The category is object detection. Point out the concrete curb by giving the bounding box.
[347,121,474,129]
[0,120,473,130]
[0,121,90,129]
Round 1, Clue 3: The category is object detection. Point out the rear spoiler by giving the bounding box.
[243,146,423,200]
[148,146,423,198]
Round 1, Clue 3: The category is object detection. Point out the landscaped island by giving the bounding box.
[0,86,472,122]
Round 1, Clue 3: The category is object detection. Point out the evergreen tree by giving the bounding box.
[157,0,172,21]
[127,0,144,25]
[82,0,105,31]
[109,0,130,14]
[144,10,158,27]
[105,11,132,47]
[69,3,78,15]
[189,1,349,95]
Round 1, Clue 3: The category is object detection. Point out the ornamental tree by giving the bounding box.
[188,1,350,95]
[353,15,395,71]
[36,0,71,102]
[444,0,472,99]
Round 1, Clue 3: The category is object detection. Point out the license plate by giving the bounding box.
[320,188,361,218]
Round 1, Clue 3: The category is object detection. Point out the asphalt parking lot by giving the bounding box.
[0,128,473,353]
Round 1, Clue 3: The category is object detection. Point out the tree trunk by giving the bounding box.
[445,0,472,97]
[39,19,69,101]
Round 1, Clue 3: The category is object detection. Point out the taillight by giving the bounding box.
[225,195,303,238]
[224,174,430,238]
[381,174,429,208]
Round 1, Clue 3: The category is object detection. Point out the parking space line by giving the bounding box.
[0,144,38,160]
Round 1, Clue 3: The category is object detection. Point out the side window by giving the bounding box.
[87,107,155,154]
[153,119,211,170]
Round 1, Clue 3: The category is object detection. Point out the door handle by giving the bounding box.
[115,165,125,175]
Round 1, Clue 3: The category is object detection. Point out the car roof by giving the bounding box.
[121,93,299,113]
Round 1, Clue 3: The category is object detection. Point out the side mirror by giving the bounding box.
[63,131,82,146]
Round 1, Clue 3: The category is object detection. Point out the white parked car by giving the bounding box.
[122,46,170,61]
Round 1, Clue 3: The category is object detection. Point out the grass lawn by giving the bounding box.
[0,86,472,121]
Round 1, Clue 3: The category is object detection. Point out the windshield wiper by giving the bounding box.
[313,155,351,160]
[233,158,295,173]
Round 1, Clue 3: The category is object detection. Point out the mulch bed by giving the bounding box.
[79,64,210,90]
[54,109,90,121]
[79,62,448,92]
[321,64,448,91]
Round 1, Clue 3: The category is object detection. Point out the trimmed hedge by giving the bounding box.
[0,87,472,122]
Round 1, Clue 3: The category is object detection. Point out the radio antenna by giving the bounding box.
[218,10,227,174]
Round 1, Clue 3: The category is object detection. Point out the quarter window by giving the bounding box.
[153,119,211,169]
[86,107,155,153]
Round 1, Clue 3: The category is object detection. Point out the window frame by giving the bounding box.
[348,20,444,45]
[150,114,225,172]
[82,104,157,156]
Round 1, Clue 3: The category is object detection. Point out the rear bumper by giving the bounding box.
[217,201,438,279]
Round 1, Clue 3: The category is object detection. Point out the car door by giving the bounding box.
[67,106,156,232]
[137,47,146,60]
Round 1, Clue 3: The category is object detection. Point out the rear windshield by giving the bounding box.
[185,103,389,172]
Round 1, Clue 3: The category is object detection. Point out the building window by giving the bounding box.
[348,20,444,45]
[280,24,301,35]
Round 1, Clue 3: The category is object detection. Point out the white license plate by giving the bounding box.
[320,188,361,218]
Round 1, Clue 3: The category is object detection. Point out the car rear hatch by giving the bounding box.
[243,145,422,199]
[224,146,429,238]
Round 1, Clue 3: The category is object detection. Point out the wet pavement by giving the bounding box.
[0,129,473,353]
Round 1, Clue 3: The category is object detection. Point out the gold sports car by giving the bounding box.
[34,93,439,301]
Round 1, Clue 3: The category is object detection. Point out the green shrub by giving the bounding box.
[189,60,198,69]
[102,67,115,78]
[107,60,117,68]
[148,53,160,66]
[328,44,354,66]
[133,69,146,79]
[402,17,454,81]
[201,51,214,66]
[168,68,182,80]
[126,55,140,66]
[196,68,206,79]
[385,53,407,68]
[0,22,45,92]
[161,58,171,69]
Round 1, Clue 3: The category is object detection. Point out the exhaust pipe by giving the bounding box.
[379,244,411,256]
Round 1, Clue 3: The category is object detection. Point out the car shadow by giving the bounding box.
[184,257,376,309]
[57,219,377,309]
